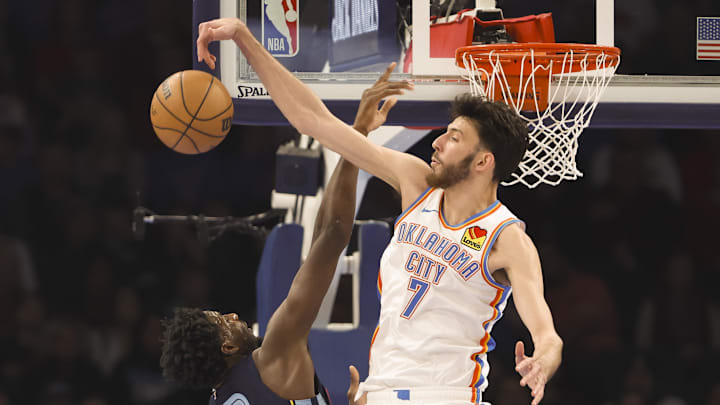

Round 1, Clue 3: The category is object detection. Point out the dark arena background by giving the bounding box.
[0,1,719,405]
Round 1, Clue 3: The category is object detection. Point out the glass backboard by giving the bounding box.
[192,0,720,128]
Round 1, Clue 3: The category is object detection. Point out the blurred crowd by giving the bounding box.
[0,0,718,405]
[0,1,293,404]
[486,129,720,405]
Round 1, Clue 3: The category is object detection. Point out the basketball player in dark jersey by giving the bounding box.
[159,71,406,405]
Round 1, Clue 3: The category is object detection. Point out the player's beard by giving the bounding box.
[244,334,260,353]
[425,152,475,189]
[236,331,260,357]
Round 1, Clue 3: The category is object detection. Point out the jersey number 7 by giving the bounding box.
[400,277,430,319]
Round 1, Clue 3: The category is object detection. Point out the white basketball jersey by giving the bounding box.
[360,187,523,403]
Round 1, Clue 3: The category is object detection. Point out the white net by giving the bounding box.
[459,45,620,188]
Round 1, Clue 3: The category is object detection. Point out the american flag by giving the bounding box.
[697,17,720,60]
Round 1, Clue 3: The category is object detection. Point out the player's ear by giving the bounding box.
[474,151,495,174]
[221,340,239,355]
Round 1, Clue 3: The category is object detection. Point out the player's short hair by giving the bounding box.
[450,95,529,182]
[160,307,227,388]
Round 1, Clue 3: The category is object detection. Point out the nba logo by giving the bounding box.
[262,0,299,57]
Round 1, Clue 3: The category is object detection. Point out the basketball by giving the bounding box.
[150,70,234,154]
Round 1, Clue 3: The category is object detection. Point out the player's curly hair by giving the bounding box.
[160,307,227,388]
[451,94,529,182]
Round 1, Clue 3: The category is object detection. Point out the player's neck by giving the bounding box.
[442,179,497,225]
[214,347,259,389]
[221,353,243,376]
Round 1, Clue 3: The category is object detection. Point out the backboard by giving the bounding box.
[193,0,720,128]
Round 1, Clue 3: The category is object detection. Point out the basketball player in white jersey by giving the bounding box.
[196,18,563,405]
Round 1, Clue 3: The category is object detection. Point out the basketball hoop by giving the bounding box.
[456,43,621,188]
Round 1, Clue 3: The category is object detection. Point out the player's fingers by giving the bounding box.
[515,341,525,361]
[198,21,219,42]
[376,81,412,89]
[378,89,405,100]
[199,19,215,30]
[519,365,531,386]
[362,89,399,107]
[200,53,216,70]
[349,365,359,384]
[366,85,408,103]
[197,34,209,61]
[516,357,533,373]
[377,62,397,83]
[202,18,230,30]
[198,50,215,70]
[379,98,398,116]
[201,25,232,47]
[347,365,360,401]
[531,384,545,405]
[519,363,540,387]
[361,88,383,102]
[196,27,217,67]
[384,81,414,91]
[531,377,546,397]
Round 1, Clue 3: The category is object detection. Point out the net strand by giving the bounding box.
[461,46,619,188]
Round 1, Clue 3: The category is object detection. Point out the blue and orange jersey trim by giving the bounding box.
[369,325,380,361]
[394,187,435,229]
[468,218,518,401]
[369,270,383,361]
[468,283,508,399]
[480,218,522,283]
[377,270,383,298]
[438,195,502,231]
[468,356,486,404]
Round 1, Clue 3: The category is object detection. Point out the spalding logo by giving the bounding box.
[237,85,269,98]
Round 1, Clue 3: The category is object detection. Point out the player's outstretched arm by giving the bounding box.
[197,19,430,201]
[254,147,358,395]
[494,225,563,405]
[259,75,405,365]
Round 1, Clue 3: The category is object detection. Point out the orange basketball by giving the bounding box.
[150,70,234,154]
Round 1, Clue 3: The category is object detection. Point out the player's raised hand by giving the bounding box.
[515,341,548,405]
[352,62,413,135]
[197,18,246,70]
